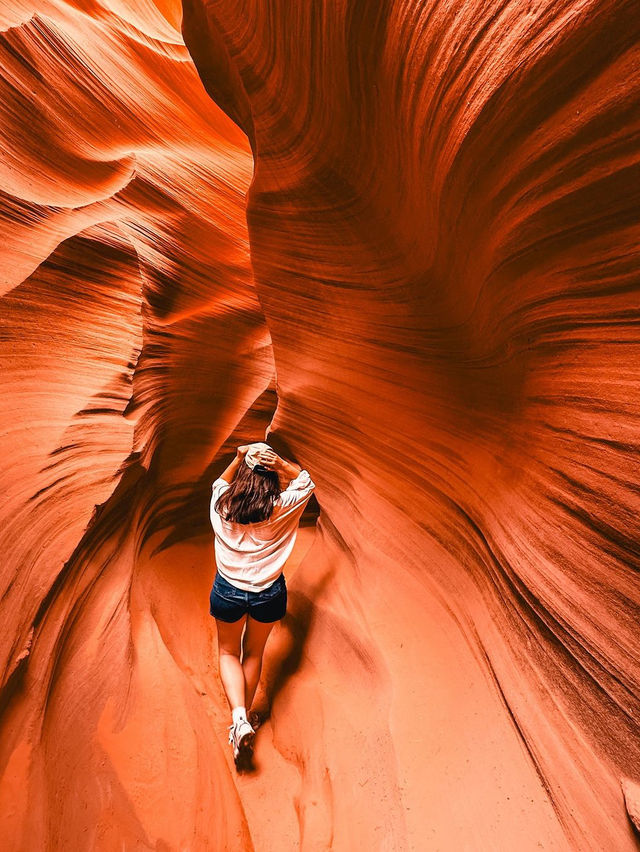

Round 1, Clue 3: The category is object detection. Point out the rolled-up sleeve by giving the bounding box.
[211,478,230,515]
[277,469,316,509]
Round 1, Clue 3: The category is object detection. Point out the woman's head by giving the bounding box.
[215,460,281,524]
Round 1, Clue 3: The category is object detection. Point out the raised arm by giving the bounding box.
[256,449,315,509]
[278,459,302,488]
[218,445,250,483]
[256,448,301,487]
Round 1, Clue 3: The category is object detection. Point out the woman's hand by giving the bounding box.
[257,449,282,470]
[236,445,251,458]
[259,450,302,481]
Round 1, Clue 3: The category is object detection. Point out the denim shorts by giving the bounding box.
[209,571,287,624]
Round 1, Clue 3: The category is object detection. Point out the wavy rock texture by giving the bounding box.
[0,2,271,849]
[1,0,639,850]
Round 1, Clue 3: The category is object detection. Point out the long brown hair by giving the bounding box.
[215,460,282,524]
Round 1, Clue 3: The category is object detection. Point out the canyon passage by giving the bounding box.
[1,1,639,850]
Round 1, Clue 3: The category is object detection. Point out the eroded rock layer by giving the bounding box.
[1,0,639,850]
[182,1,640,849]
[0,2,270,849]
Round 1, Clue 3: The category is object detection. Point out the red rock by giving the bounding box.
[1,0,639,849]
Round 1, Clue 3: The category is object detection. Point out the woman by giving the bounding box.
[209,441,316,763]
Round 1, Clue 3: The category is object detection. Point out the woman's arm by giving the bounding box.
[276,467,315,509]
[219,445,250,483]
[278,459,302,485]
[257,449,302,487]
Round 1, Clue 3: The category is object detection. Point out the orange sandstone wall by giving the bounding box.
[0,1,270,848]
[183,1,640,850]
[0,0,638,849]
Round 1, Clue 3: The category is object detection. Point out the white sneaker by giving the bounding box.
[228,718,255,760]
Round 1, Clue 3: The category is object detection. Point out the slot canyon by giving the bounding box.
[0,0,639,849]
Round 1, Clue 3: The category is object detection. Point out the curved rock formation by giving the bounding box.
[1,0,639,849]
[0,2,269,848]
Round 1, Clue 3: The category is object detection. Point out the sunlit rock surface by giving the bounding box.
[1,0,639,849]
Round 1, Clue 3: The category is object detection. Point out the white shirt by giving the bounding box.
[210,469,316,591]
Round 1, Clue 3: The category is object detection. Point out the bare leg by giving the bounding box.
[242,616,276,711]
[215,616,247,711]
